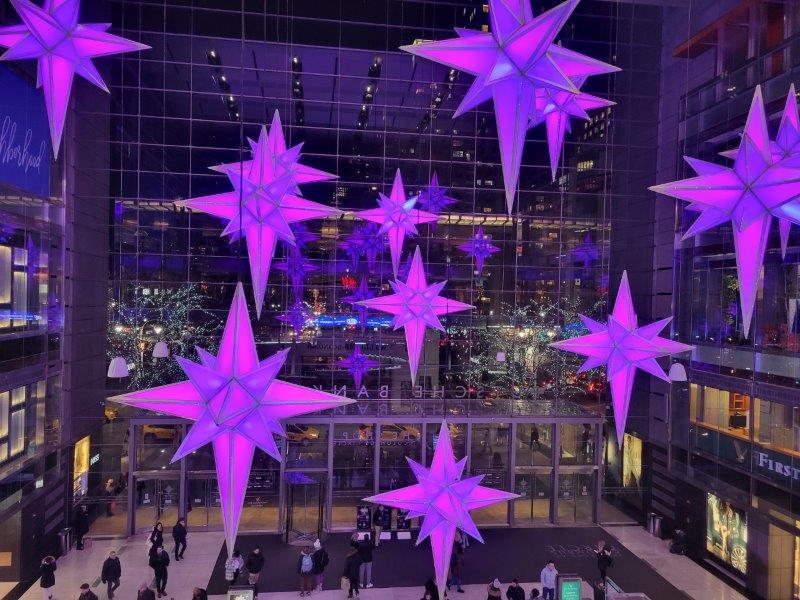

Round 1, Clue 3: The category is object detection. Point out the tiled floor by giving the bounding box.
[15,526,746,600]
[604,526,748,600]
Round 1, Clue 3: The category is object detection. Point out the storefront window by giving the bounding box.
[470,423,509,525]
[136,423,181,471]
[286,423,328,469]
[756,399,800,454]
[378,423,420,492]
[332,423,374,528]
[425,422,466,465]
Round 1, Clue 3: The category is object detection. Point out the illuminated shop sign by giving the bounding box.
[754,449,800,481]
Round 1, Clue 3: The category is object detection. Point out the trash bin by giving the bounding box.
[652,514,662,538]
[59,527,73,555]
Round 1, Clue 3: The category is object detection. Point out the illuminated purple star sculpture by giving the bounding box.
[109,283,353,555]
[342,277,375,327]
[357,247,473,381]
[339,345,379,389]
[355,169,438,277]
[550,272,693,445]
[650,86,800,336]
[176,110,340,317]
[402,0,617,213]
[290,223,320,249]
[458,227,500,273]
[275,248,318,296]
[365,421,517,594]
[531,76,615,179]
[418,173,456,231]
[277,299,313,335]
[571,231,598,268]
[0,0,149,156]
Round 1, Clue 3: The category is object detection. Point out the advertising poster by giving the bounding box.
[706,492,747,574]
[356,505,371,531]
[622,433,642,490]
[72,435,90,498]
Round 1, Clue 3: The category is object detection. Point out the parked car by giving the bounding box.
[286,424,320,445]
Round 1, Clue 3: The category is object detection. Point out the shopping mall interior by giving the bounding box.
[0,0,798,598]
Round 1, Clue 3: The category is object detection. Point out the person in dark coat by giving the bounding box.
[148,546,170,598]
[79,583,99,600]
[448,544,464,593]
[594,540,613,581]
[506,579,526,600]
[100,550,122,599]
[171,518,187,561]
[424,577,440,600]
[246,547,265,586]
[312,539,329,592]
[342,547,362,598]
[73,505,90,550]
[357,533,375,588]
[137,581,156,600]
[372,505,385,547]
[191,588,208,600]
[148,522,164,550]
[593,580,606,600]
[40,556,56,600]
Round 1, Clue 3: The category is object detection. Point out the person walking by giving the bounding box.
[540,561,558,600]
[487,579,502,599]
[593,580,606,600]
[73,505,89,550]
[447,544,464,593]
[79,583,99,600]
[372,505,384,547]
[136,581,156,600]
[39,556,56,600]
[506,579,526,600]
[342,547,361,598]
[357,533,375,588]
[311,539,329,592]
[225,549,244,584]
[148,522,163,554]
[246,546,265,587]
[148,546,170,598]
[100,550,122,599]
[594,540,613,581]
[171,518,187,561]
[297,545,314,596]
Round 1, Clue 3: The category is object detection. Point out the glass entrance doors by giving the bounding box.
[134,473,180,533]
[514,471,552,523]
[285,471,325,544]
[557,471,595,524]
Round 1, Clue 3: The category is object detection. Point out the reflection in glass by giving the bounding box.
[470,423,509,525]
[379,423,420,491]
[332,423,374,528]
[515,423,552,466]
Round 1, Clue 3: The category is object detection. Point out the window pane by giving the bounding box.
[9,410,24,456]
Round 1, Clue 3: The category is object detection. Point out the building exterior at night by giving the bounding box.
[0,0,799,599]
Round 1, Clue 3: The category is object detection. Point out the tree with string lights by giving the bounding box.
[107,284,221,389]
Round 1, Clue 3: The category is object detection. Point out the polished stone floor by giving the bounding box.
[16,526,746,600]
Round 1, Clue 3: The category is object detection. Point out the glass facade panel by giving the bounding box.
[286,423,329,469]
[470,423,510,525]
[515,423,553,467]
[559,423,595,465]
[378,423,420,492]
[332,423,374,528]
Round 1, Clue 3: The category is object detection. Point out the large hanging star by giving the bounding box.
[357,247,473,381]
[176,110,340,317]
[109,283,353,554]
[355,170,438,277]
[458,226,500,273]
[530,76,615,180]
[341,277,375,328]
[365,421,517,594]
[338,345,379,389]
[0,0,149,157]
[277,299,313,335]
[550,272,693,445]
[650,86,800,336]
[401,0,617,214]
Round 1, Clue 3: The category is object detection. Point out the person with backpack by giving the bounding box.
[487,578,502,600]
[39,556,56,600]
[298,546,314,596]
[100,550,122,599]
[312,539,329,592]
[225,549,244,584]
[357,532,375,588]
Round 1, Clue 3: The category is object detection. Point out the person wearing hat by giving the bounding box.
[487,578,502,599]
[312,538,329,592]
[506,578,526,600]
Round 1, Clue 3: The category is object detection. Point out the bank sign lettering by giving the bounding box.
[754,449,800,482]
[0,66,50,198]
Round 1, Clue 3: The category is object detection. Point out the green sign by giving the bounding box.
[559,577,581,600]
